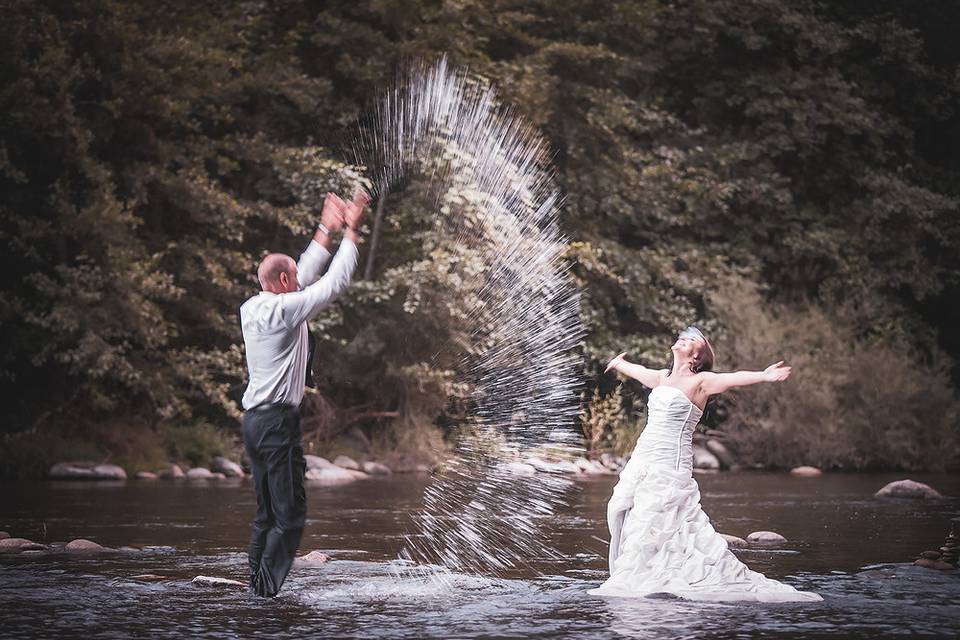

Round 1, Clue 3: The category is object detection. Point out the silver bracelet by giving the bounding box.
[317,222,331,236]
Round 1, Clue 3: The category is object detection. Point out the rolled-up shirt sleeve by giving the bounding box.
[296,239,332,288]
[281,238,359,328]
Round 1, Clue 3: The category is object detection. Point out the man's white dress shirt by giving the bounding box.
[240,238,358,410]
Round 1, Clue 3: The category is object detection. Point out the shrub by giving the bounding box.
[708,276,960,471]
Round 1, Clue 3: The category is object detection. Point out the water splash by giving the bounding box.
[352,58,585,576]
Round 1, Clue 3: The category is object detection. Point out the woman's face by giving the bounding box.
[671,334,702,358]
[672,327,706,361]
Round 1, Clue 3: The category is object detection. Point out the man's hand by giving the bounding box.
[762,361,792,382]
[320,192,347,233]
[343,189,371,243]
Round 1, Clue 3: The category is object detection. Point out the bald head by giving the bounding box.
[258,253,298,293]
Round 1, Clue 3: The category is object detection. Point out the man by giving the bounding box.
[239,189,368,597]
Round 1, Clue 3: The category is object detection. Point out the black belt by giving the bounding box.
[247,402,298,413]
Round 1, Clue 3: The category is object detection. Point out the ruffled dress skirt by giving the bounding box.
[589,461,822,602]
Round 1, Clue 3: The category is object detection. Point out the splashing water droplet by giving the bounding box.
[351,58,586,579]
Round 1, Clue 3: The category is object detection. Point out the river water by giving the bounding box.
[1,471,958,638]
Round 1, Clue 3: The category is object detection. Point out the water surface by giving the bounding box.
[2,472,958,638]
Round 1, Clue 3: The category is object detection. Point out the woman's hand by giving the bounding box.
[762,361,792,382]
[605,352,627,374]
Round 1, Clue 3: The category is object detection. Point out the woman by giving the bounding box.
[590,326,821,602]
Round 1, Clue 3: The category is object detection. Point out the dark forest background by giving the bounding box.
[2,0,958,476]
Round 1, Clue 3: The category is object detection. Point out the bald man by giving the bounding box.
[240,190,368,597]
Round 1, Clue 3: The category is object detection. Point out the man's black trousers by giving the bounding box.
[242,403,307,597]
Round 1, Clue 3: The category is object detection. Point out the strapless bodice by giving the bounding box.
[631,385,703,475]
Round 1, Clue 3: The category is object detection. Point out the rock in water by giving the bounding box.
[159,464,185,479]
[720,533,748,548]
[0,538,46,552]
[186,467,215,479]
[297,550,330,565]
[0,531,9,540]
[362,461,392,476]
[65,539,107,552]
[212,456,244,478]
[92,464,127,480]
[135,471,159,480]
[874,479,942,499]
[705,440,736,469]
[790,466,823,477]
[333,455,361,471]
[305,466,362,485]
[747,531,788,544]
[192,575,245,588]
[49,461,97,479]
[304,455,336,470]
[691,445,720,470]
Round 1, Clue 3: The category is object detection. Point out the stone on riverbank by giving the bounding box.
[305,466,365,485]
[192,575,245,588]
[705,440,736,469]
[362,461,392,476]
[304,455,336,470]
[136,471,159,480]
[212,457,244,478]
[504,461,537,476]
[159,464,185,479]
[65,539,107,553]
[599,452,624,472]
[692,445,720,470]
[333,455,361,471]
[720,533,748,548]
[0,538,46,552]
[49,462,127,481]
[875,479,942,499]
[790,466,823,477]
[296,550,330,566]
[747,531,788,544]
[0,531,9,540]
[186,467,215,479]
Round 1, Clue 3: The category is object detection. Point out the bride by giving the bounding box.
[590,326,821,602]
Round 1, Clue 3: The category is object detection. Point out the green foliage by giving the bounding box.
[1,0,958,474]
[161,421,238,468]
[708,273,960,471]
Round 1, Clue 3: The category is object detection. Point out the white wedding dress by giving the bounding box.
[590,385,822,602]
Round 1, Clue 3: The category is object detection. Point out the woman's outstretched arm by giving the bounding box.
[699,361,792,396]
[605,352,667,389]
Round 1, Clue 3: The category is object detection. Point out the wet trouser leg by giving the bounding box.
[242,404,306,597]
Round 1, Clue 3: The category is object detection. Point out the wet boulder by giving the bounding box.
[790,466,823,477]
[692,446,720,470]
[0,538,46,552]
[747,531,788,544]
[333,455,361,471]
[705,440,736,469]
[720,533,748,548]
[503,461,537,476]
[0,531,9,540]
[158,464,185,479]
[362,461,392,476]
[92,464,127,480]
[212,457,244,478]
[65,539,107,553]
[875,479,942,499]
[186,467,215,479]
[135,471,159,480]
[192,575,245,588]
[305,466,364,485]
[304,455,337,471]
[600,453,624,472]
[296,550,330,566]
